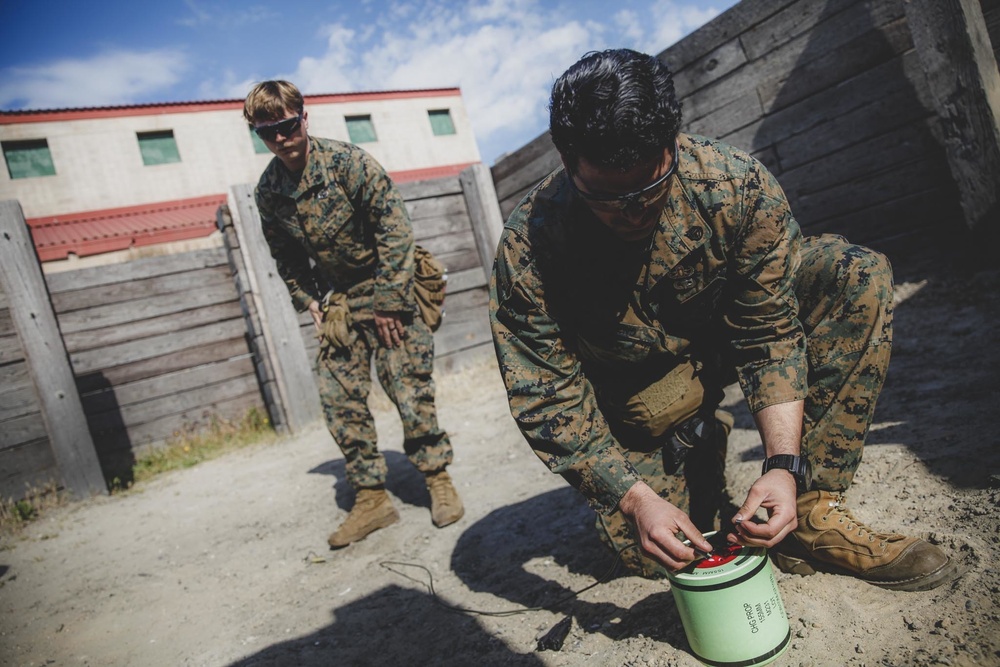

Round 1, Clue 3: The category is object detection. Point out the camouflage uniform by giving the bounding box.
[489,134,892,576]
[256,136,452,489]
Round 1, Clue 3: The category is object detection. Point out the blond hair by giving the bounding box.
[243,80,304,124]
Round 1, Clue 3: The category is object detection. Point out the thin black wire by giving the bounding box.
[379,544,638,618]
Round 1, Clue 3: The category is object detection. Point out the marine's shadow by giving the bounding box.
[308,450,432,511]
[226,583,545,667]
[450,486,686,647]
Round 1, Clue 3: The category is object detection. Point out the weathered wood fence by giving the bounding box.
[493,0,1000,271]
[0,165,504,499]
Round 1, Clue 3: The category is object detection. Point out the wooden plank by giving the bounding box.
[778,122,942,199]
[662,0,798,71]
[397,176,462,200]
[0,333,24,365]
[44,247,228,294]
[405,193,469,221]
[792,156,945,226]
[460,163,506,283]
[0,439,58,500]
[70,318,246,376]
[686,91,763,141]
[51,265,233,313]
[81,356,256,414]
[411,212,473,240]
[446,267,488,294]
[64,301,244,354]
[124,391,264,450]
[0,411,49,449]
[0,200,105,498]
[798,187,956,254]
[756,17,912,115]
[0,359,31,389]
[671,38,748,100]
[721,53,933,166]
[57,281,238,335]
[495,147,560,203]
[492,131,556,183]
[75,336,248,393]
[905,0,1000,233]
[229,182,322,433]
[740,0,860,62]
[87,373,259,432]
[0,384,40,423]
[0,307,13,336]
[680,5,909,126]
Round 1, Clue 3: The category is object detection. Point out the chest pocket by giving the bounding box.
[652,247,727,338]
[577,320,662,367]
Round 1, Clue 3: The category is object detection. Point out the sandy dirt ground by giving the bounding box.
[1,266,998,667]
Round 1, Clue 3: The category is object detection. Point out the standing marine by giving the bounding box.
[245,80,464,548]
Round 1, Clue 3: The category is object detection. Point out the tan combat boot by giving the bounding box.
[426,470,464,528]
[327,487,399,549]
[771,490,959,591]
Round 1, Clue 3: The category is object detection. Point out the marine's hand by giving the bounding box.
[619,482,713,570]
[375,310,405,348]
[728,469,798,547]
[308,300,323,333]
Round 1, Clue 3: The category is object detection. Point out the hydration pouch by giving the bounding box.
[413,245,447,332]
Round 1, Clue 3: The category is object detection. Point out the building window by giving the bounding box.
[249,127,271,154]
[137,130,181,166]
[3,139,56,179]
[428,109,456,136]
[345,115,377,144]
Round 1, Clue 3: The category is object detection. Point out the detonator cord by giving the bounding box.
[378,543,638,618]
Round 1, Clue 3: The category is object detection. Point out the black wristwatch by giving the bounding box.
[762,455,810,494]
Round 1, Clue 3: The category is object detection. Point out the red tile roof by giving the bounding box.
[27,195,226,262]
[25,162,478,261]
[0,88,462,125]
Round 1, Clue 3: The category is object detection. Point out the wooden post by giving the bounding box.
[227,185,323,433]
[459,163,506,282]
[0,200,106,498]
[905,0,1000,233]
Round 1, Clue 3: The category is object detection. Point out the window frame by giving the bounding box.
[3,138,57,179]
[136,130,181,166]
[428,109,457,136]
[345,115,378,144]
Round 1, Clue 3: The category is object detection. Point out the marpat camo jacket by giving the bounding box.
[490,133,808,514]
[255,136,415,318]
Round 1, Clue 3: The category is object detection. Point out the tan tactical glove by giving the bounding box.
[319,292,354,353]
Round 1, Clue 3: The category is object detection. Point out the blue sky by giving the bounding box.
[0,0,738,165]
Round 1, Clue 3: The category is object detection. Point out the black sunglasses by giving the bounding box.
[253,114,303,142]
[570,140,679,210]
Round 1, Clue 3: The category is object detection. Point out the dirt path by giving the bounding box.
[1,268,998,667]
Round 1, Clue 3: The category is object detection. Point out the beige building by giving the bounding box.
[0,88,481,263]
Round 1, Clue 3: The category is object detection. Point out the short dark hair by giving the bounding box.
[549,49,682,171]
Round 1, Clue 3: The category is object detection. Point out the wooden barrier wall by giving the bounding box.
[50,248,265,483]
[0,284,58,498]
[492,0,1000,272]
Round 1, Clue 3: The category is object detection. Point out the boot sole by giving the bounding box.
[327,509,400,549]
[431,506,464,528]
[771,551,963,592]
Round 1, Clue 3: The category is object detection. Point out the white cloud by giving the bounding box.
[0,49,189,109]
[273,0,728,163]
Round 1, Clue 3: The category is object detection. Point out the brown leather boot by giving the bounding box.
[327,487,399,549]
[771,490,959,591]
[426,470,464,528]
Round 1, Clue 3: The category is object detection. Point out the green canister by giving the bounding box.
[667,534,790,667]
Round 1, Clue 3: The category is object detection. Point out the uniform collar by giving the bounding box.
[645,135,712,288]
